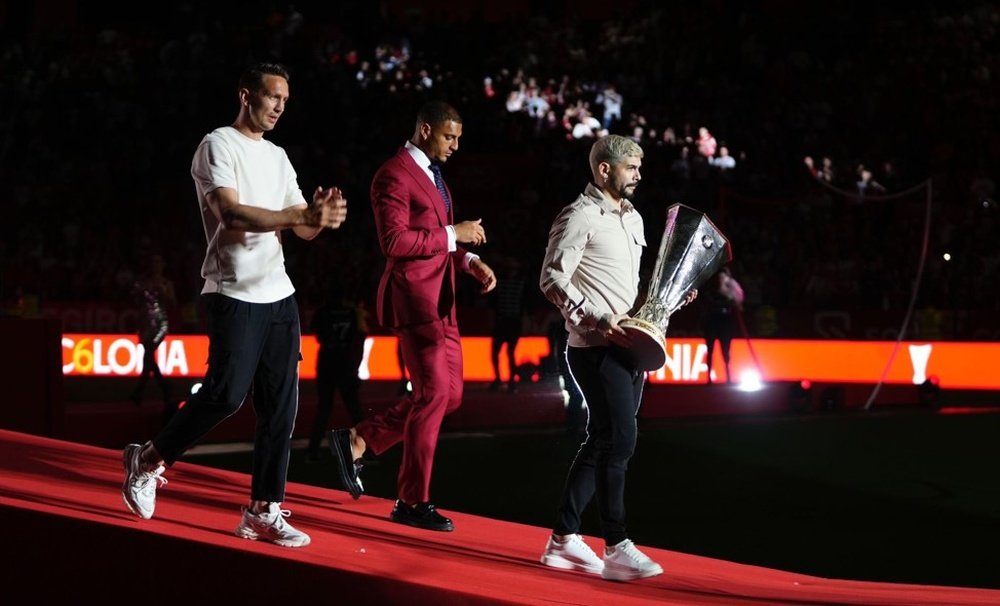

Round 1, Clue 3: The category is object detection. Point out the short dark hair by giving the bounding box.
[416,100,462,126]
[239,62,290,93]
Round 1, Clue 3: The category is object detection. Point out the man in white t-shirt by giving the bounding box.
[121,62,347,548]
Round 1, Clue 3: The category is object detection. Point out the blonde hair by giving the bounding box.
[589,134,643,179]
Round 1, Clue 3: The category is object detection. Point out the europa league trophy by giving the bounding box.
[619,203,732,371]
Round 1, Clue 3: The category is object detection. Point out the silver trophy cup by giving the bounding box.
[619,203,733,371]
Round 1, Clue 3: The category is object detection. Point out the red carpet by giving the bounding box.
[2,428,999,605]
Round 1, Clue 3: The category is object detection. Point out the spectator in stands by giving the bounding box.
[525,87,551,135]
[710,145,737,170]
[571,106,604,140]
[696,126,718,158]
[598,83,623,130]
[856,165,886,197]
[661,127,677,146]
[629,124,644,144]
[879,159,901,193]
[804,155,819,178]
[506,86,526,113]
[668,144,692,200]
[819,156,835,183]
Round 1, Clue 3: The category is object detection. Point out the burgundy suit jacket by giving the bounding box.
[371,147,468,329]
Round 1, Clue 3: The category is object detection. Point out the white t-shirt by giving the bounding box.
[190,126,307,303]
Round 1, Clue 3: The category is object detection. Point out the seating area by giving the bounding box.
[3,1,999,341]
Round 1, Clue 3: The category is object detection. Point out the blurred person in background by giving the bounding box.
[306,275,368,463]
[701,265,745,384]
[489,255,527,394]
[129,252,176,409]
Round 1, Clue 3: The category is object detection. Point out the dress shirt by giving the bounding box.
[404,141,479,270]
[539,182,646,347]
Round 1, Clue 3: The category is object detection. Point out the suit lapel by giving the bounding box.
[398,148,447,224]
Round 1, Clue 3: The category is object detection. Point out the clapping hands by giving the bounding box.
[312,186,348,229]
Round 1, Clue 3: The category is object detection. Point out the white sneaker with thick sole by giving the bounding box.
[121,442,166,520]
[540,534,604,574]
[235,503,311,548]
[602,539,663,581]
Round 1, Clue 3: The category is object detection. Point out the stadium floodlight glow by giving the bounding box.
[737,369,764,392]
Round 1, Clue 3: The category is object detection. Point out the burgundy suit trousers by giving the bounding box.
[357,318,463,503]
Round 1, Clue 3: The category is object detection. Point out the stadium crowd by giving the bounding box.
[2,1,998,340]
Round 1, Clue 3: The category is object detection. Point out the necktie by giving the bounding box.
[429,163,452,214]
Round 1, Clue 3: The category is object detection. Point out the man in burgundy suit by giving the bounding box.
[329,100,496,531]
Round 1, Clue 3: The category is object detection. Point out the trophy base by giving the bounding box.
[618,317,667,371]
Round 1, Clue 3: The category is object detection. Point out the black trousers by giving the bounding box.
[153,293,301,503]
[554,345,644,546]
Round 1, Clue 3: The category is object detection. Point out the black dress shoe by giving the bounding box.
[327,429,363,500]
[390,500,454,532]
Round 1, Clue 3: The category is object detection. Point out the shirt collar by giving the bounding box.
[405,141,437,183]
[584,182,634,214]
[405,140,432,170]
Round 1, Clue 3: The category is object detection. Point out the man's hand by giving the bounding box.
[681,289,698,307]
[469,258,497,293]
[310,186,348,229]
[597,312,633,348]
[454,218,486,246]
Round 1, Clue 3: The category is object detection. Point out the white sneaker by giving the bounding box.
[601,539,663,581]
[540,534,604,574]
[121,442,166,519]
[235,503,311,548]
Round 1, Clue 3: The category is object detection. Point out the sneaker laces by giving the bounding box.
[255,505,292,529]
[566,534,588,549]
[612,539,648,564]
[132,467,167,493]
[271,510,291,531]
[553,533,584,553]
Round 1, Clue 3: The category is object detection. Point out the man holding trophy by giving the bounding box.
[537,134,700,581]
[538,133,731,582]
